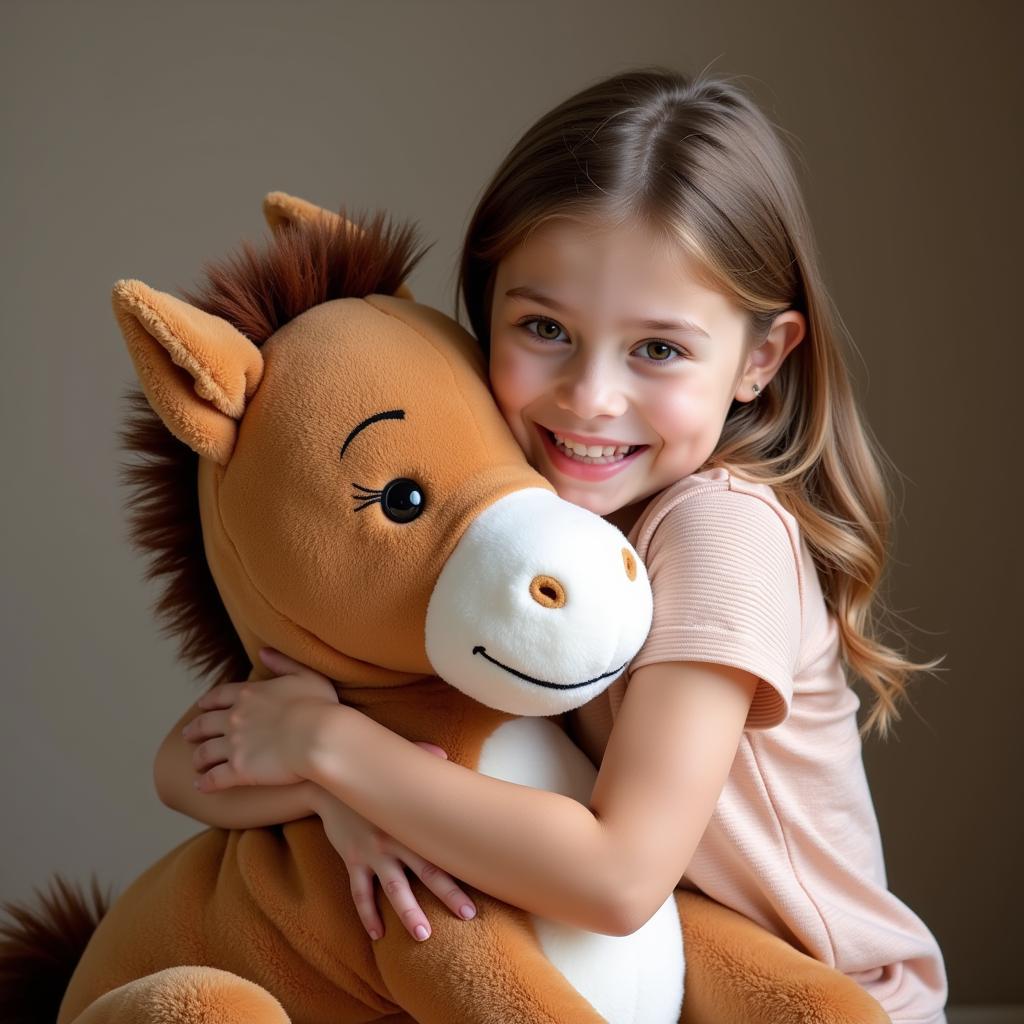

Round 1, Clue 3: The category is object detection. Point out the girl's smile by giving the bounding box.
[488,216,768,518]
[536,424,648,481]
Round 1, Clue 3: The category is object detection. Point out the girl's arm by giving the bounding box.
[292,659,756,935]
[160,683,480,942]
[155,697,319,828]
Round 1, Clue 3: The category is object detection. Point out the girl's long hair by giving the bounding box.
[457,67,941,736]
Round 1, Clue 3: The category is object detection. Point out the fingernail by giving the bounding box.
[459,904,476,920]
[368,929,380,941]
[414,925,429,941]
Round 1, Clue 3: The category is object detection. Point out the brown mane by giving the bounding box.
[119,211,430,687]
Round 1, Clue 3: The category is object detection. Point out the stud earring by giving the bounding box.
[751,383,761,397]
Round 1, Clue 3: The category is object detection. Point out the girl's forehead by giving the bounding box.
[495,216,741,326]
[517,213,676,256]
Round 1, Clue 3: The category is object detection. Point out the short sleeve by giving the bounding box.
[629,487,802,730]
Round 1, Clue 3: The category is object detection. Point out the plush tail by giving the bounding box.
[0,874,111,1024]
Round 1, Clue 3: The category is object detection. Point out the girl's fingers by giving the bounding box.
[196,682,245,710]
[182,709,229,742]
[400,850,476,923]
[349,866,385,941]
[413,741,448,759]
[194,761,237,793]
[259,647,318,677]
[192,737,229,774]
[375,864,432,941]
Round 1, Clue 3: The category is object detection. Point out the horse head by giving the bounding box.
[113,194,651,715]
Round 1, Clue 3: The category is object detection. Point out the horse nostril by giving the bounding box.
[530,574,567,609]
[622,548,637,582]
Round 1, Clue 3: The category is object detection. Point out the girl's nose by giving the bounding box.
[554,360,628,420]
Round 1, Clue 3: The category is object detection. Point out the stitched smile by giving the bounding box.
[472,645,626,690]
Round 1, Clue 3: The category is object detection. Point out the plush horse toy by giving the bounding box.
[0,193,889,1024]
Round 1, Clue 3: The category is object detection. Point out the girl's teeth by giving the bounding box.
[551,431,637,464]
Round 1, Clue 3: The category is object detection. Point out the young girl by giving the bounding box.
[161,68,948,1022]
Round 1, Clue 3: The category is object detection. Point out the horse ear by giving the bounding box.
[112,279,264,465]
[261,191,415,302]
[262,191,337,235]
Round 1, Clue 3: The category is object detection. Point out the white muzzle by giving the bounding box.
[425,488,653,716]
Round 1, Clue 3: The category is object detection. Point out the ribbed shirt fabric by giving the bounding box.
[570,467,948,1024]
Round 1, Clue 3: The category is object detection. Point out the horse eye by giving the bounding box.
[380,478,425,523]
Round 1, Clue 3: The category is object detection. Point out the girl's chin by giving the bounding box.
[546,482,623,517]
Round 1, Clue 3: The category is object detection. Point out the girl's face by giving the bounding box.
[488,216,757,519]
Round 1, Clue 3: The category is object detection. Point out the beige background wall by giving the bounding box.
[2,0,1019,1008]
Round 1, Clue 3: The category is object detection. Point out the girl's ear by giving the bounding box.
[111,279,264,465]
[736,310,806,401]
[261,190,415,302]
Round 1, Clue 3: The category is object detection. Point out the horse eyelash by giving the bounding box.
[352,482,382,512]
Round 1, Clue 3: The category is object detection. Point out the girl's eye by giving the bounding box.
[518,316,568,343]
[635,340,685,362]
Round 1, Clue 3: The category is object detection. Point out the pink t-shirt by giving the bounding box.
[569,467,947,1024]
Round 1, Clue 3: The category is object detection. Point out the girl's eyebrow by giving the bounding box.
[504,286,711,338]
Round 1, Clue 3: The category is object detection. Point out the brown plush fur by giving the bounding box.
[0,875,110,1024]
[55,201,619,1023]
[119,211,427,686]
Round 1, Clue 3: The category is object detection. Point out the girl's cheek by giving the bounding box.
[487,337,515,394]
[647,387,704,437]
[665,381,739,468]
[490,344,540,413]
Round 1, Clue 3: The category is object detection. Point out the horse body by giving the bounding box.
[53,200,683,1024]
[59,680,684,1024]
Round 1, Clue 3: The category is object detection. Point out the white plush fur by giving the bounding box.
[426,487,681,1021]
[425,489,653,716]
[477,717,685,1023]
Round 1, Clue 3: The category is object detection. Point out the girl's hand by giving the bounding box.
[314,745,477,943]
[183,647,339,791]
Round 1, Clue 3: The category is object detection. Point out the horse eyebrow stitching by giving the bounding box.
[340,409,405,460]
